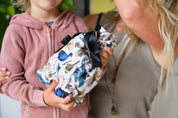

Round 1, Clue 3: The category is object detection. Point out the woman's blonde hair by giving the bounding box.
[127,0,178,89]
[150,0,178,89]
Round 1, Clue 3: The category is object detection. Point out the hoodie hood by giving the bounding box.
[10,9,74,30]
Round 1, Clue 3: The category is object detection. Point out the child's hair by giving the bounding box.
[14,0,31,11]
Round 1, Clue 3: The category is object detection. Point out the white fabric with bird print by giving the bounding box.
[37,26,117,104]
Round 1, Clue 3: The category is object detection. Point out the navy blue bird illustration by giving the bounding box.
[56,87,69,98]
[58,50,73,61]
[73,58,90,87]
[56,63,61,74]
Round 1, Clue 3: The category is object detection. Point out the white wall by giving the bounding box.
[0,94,21,118]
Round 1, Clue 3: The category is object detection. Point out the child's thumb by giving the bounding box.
[47,79,59,92]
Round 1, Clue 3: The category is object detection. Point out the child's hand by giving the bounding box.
[99,47,113,68]
[43,79,75,111]
[0,67,11,93]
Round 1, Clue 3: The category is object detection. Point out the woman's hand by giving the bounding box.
[0,67,11,93]
[100,47,113,68]
[43,79,75,111]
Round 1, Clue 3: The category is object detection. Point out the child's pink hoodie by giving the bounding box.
[0,9,90,118]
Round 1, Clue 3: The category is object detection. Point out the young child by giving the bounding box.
[0,0,112,118]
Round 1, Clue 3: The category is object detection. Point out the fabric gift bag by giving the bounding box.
[37,25,117,104]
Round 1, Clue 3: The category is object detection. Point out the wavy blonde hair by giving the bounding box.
[150,0,178,89]
[126,0,178,89]
[14,0,31,11]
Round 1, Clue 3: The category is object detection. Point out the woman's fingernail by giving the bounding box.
[104,47,109,50]
[6,72,10,75]
[5,76,9,79]
[2,68,6,71]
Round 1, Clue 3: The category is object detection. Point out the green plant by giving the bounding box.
[0,0,20,50]
[60,0,74,10]
[0,0,74,50]
[0,0,17,16]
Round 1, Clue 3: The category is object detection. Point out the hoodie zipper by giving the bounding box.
[46,27,54,57]
[46,27,61,118]
[49,28,53,56]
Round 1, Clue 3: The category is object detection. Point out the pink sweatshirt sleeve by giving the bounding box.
[0,25,47,107]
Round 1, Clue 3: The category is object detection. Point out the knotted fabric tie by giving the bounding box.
[84,30,102,67]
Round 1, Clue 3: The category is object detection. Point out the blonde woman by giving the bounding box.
[85,0,178,118]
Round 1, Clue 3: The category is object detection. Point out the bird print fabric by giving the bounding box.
[37,26,117,104]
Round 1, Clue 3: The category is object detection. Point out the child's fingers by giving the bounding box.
[58,94,73,104]
[46,79,59,92]
[44,93,74,111]
[58,99,75,111]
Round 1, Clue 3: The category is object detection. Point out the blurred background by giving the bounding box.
[0,0,116,118]
[0,0,116,50]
